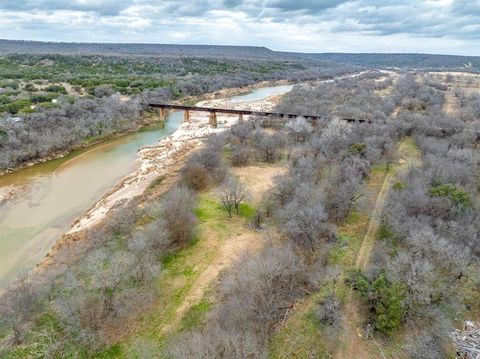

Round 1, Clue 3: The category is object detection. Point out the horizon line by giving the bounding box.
[0,38,479,58]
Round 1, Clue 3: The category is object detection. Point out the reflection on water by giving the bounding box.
[0,84,293,282]
[230,85,293,103]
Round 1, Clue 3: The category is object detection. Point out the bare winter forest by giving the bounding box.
[1,40,480,359]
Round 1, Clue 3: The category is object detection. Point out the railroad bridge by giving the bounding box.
[147,103,369,127]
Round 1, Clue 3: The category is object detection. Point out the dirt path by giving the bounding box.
[160,230,262,335]
[442,87,459,115]
[355,172,392,269]
[336,139,420,359]
[336,171,392,359]
[157,164,285,338]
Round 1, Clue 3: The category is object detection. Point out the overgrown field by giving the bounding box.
[1,71,480,358]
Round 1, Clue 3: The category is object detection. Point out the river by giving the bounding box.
[0,84,293,282]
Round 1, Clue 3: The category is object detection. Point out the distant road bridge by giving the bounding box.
[147,103,369,127]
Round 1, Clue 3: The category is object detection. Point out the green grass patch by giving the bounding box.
[342,210,362,226]
[182,266,195,277]
[269,288,333,358]
[179,298,213,331]
[222,146,232,160]
[371,163,388,174]
[93,345,123,359]
[194,196,224,222]
[238,202,256,220]
[398,136,421,160]
[329,234,352,264]
[334,210,367,268]
[162,248,194,274]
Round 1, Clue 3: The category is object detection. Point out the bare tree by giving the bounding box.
[285,116,313,143]
[0,272,41,345]
[231,122,253,146]
[278,184,334,251]
[161,185,197,245]
[219,177,247,217]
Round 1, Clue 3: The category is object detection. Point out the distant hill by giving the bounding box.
[0,39,284,60]
[284,52,480,71]
[1,39,479,70]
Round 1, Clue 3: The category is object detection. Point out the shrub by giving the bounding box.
[370,271,405,334]
[346,269,406,335]
[315,294,342,328]
[230,145,250,167]
[93,85,115,98]
[0,99,31,114]
[427,183,472,210]
[185,145,226,186]
[278,184,334,251]
[0,273,42,345]
[392,181,406,190]
[183,163,209,191]
[24,83,37,92]
[349,143,367,157]
[160,186,197,245]
[45,84,67,94]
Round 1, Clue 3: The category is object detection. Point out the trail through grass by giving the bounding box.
[105,190,263,358]
[270,138,421,359]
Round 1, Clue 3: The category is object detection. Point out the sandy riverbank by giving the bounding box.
[38,89,286,263]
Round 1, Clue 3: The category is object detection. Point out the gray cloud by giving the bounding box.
[265,0,348,13]
[0,0,479,55]
[0,0,133,16]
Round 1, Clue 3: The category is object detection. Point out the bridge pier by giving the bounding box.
[209,111,217,128]
[238,114,244,123]
[183,110,190,122]
[157,108,168,120]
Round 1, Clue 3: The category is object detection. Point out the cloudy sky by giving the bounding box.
[0,0,479,55]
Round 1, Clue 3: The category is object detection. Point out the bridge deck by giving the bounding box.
[147,103,369,123]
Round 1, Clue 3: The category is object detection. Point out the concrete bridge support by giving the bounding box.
[158,108,168,120]
[183,110,190,122]
[209,111,218,128]
[238,113,244,123]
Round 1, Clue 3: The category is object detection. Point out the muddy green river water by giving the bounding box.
[0,84,293,282]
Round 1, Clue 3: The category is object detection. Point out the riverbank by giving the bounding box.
[0,114,165,179]
[36,87,289,272]
[0,79,294,181]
